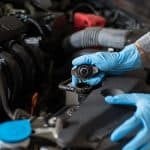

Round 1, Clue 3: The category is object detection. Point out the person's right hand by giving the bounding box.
[72,44,143,86]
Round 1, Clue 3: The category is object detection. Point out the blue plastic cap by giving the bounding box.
[0,119,32,143]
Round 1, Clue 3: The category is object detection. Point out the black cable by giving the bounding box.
[72,3,98,15]
[27,17,45,36]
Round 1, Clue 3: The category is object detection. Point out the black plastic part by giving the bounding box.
[59,78,93,94]
[0,16,26,43]
[31,0,52,10]
[62,36,77,54]
[101,88,124,97]
[2,0,28,6]
[59,78,75,92]
[57,76,150,149]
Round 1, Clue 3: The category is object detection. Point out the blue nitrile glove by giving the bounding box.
[72,44,142,86]
[105,93,150,150]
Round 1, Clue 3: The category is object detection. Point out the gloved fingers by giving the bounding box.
[105,94,136,106]
[111,115,141,142]
[140,142,150,150]
[135,109,150,132]
[71,75,79,87]
[72,55,92,66]
[123,129,148,150]
[83,73,105,86]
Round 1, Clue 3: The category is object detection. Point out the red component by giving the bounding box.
[74,12,106,31]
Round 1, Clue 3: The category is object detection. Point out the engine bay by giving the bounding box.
[0,0,150,149]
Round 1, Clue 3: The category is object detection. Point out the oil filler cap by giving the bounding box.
[0,120,31,143]
[71,64,99,80]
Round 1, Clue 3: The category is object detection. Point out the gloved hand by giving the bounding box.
[105,93,150,150]
[72,44,142,86]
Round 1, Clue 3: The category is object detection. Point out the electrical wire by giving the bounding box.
[27,17,45,36]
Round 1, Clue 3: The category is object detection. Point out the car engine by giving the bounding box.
[0,0,150,150]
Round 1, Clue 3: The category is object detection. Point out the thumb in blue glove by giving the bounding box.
[105,93,150,150]
[72,44,142,87]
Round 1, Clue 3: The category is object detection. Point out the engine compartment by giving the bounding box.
[0,0,150,149]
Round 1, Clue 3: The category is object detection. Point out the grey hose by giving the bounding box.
[63,27,129,50]
[136,32,150,53]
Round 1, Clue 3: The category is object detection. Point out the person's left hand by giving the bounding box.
[105,93,150,150]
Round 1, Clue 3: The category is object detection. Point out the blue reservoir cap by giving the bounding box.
[0,119,32,143]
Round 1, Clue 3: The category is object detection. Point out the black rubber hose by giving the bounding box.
[0,63,14,119]
[63,27,129,51]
